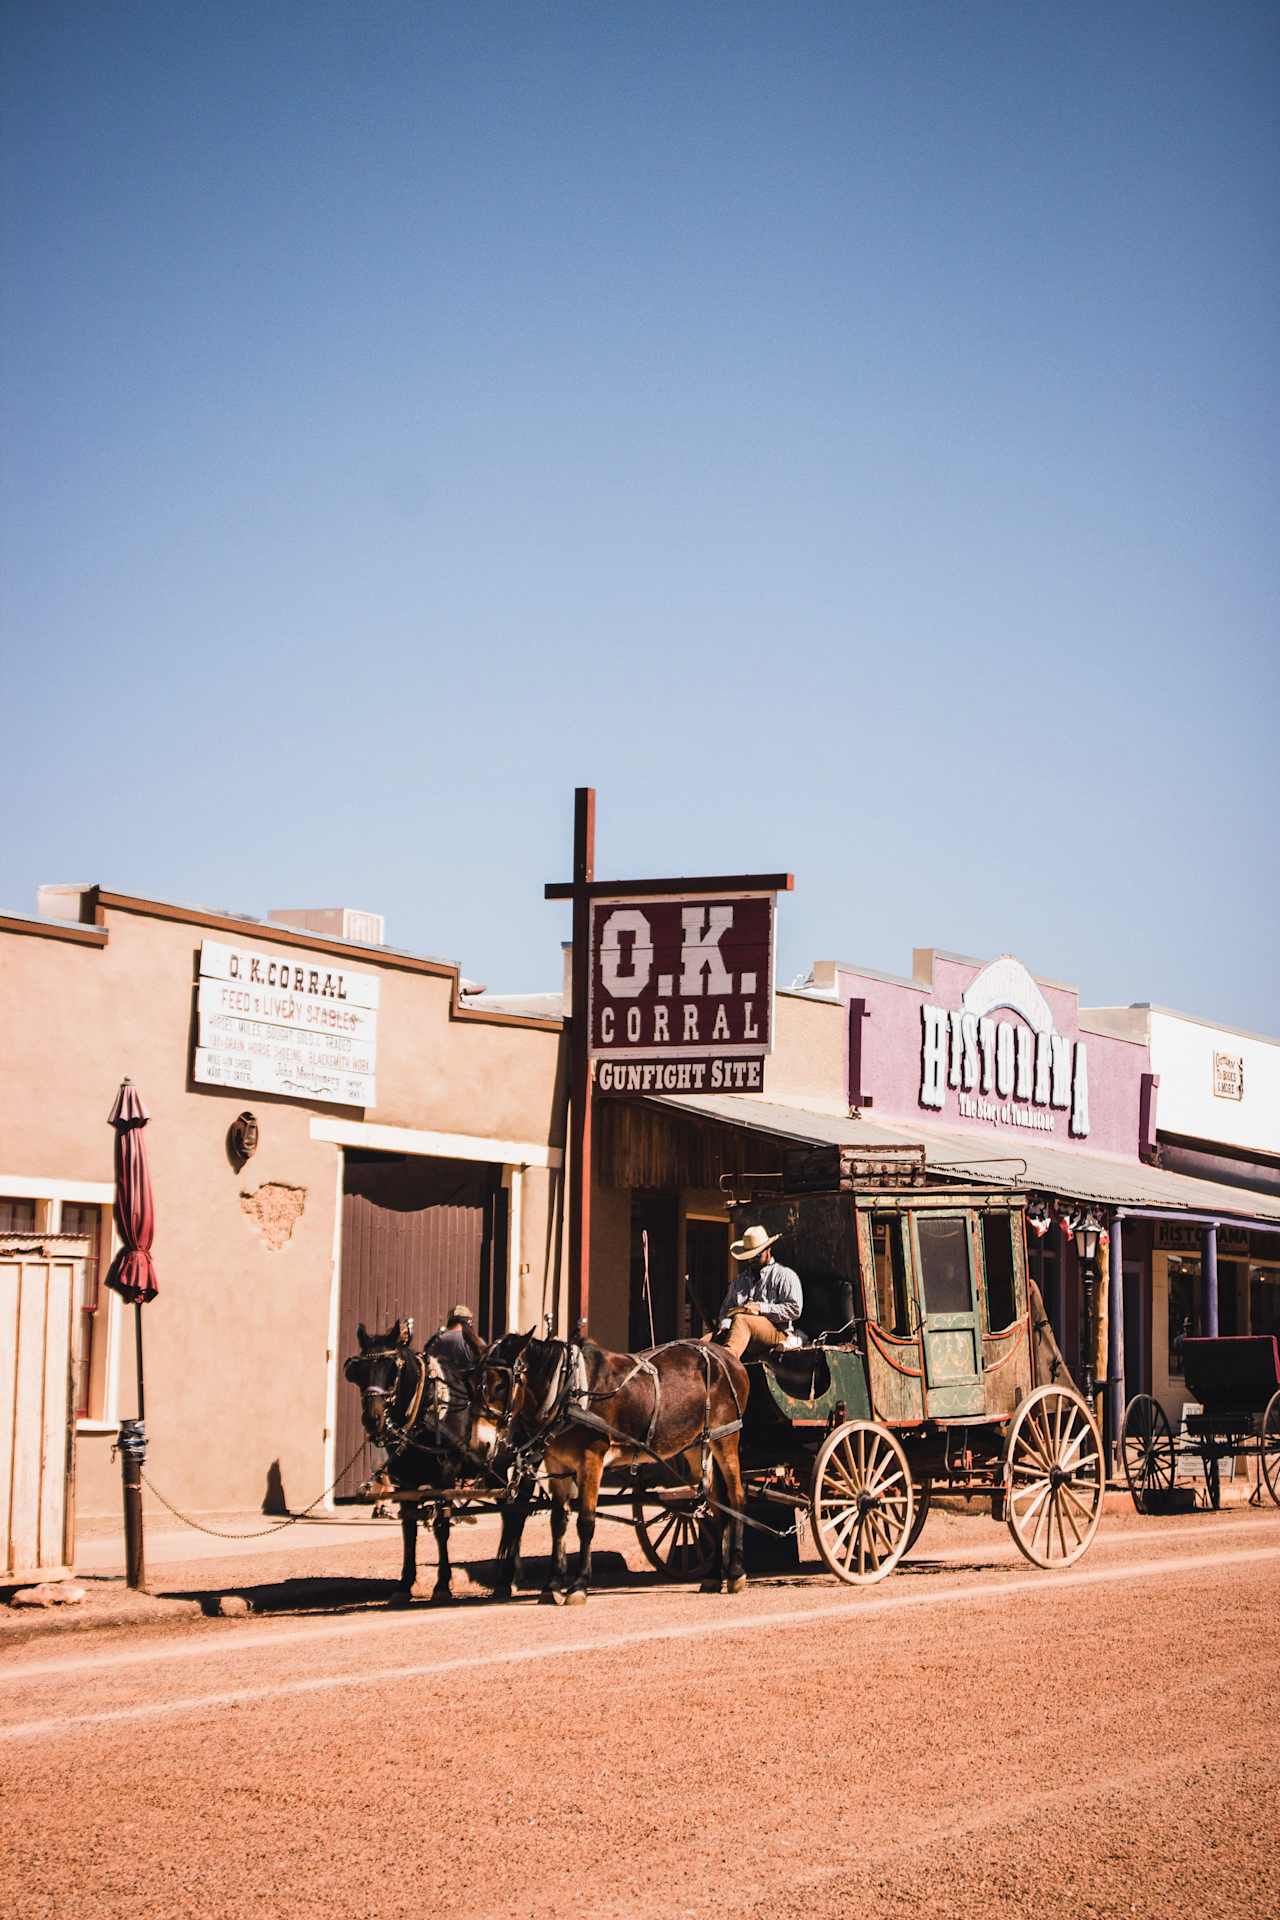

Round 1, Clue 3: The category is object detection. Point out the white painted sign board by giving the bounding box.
[194,939,378,1108]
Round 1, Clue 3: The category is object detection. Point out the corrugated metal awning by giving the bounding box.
[643,1093,1280,1229]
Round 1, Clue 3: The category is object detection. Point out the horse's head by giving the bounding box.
[472,1328,539,1459]
[343,1318,417,1447]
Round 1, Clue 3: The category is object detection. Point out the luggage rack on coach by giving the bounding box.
[718,1142,929,1207]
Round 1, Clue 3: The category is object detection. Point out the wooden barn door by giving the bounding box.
[334,1153,505,1499]
[1,1243,79,1579]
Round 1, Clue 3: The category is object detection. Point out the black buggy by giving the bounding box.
[1120,1336,1280,1513]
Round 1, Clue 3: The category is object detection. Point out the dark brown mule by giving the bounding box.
[477,1333,749,1605]
[344,1319,528,1602]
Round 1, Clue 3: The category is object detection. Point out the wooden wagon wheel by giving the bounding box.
[1262,1391,1280,1509]
[1120,1394,1175,1514]
[632,1491,717,1581]
[1004,1385,1103,1569]
[809,1419,914,1586]
[903,1477,932,1554]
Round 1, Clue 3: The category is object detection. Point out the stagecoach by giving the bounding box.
[632,1145,1106,1585]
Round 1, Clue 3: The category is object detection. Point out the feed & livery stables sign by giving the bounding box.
[194,939,378,1107]
[589,894,775,1095]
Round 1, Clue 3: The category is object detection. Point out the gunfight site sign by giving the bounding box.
[589,894,775,1094]
[193,938,379,1107]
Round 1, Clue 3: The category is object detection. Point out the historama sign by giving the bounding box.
[589,893,776,1093]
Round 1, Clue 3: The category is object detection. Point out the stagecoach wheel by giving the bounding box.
[810,1420,914,1587]
[1120,1394,1175,1514]
[631,1491,717,1582]
[1004,1384,1103,1570]
[1263,1392,1280,1509]
[903,1477,932,1555]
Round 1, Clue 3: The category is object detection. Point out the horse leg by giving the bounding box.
[712,1436,748,1594]
[540,1468,574,1605]
[494,1474,533,1601]
[398,1500,418,1594]
[431,1501,454,1603]
[565,1448,605,1606]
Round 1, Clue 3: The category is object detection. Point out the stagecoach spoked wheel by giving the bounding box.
[1263,1392,1280,1509]
[1120,1394,1175,1514]
[903,1477,932,1555]
[810,1419,914,1586]
[632,1491,717,1581]
[1004,1385,1103,1569]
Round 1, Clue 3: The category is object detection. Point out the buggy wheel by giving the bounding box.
[1004,1385,1103,1569]
[1263,1391,1280,1509]
[632,1491,716,1581]
[810,1420,914,1586]
[1120,1394,1175,1514]
[903,1478,932,1554]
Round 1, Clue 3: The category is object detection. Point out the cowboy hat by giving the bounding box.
[448,1302,474,1322]
[730,1224,782,1262]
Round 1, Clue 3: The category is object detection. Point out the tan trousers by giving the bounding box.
[716,1310,789,1361]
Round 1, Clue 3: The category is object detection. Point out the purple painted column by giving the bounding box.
[1107,1213,1125,1472]
[1201,1223,1219,1339]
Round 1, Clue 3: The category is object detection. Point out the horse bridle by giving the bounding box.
[353,1347,429,1454]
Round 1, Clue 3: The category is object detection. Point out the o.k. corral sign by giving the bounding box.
[193,938,378,1107]
[589,894,777,1094]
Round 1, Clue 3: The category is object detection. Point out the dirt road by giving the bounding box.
[3,1509,1278,1920]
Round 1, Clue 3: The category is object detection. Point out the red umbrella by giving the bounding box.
[105,1079,157,1589]
[105,1080,158,1308]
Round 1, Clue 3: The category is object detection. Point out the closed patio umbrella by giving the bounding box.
[105,1079,158,1587]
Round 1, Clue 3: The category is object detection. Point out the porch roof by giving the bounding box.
[644,1093,1280,1231]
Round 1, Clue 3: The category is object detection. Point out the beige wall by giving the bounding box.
[0,904,566,1522]
[765,991,846,1111]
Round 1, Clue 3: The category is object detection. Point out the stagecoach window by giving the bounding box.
[917,1216,972,1317]
[981,1214,1017,1332]
[871,1215,910,1334]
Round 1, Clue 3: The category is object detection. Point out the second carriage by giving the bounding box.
[632,1145,1106,1585]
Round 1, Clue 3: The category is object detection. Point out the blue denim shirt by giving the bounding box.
[717,1259,803,1329]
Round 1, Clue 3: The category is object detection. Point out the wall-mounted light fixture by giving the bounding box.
[227,1111,259,1171]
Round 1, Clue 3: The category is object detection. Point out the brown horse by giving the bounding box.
[476,1332,749,1604]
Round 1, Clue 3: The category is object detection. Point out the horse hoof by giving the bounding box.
[727,1573,748,1594]
[539,1588,565,1607]
[390,1589,415,1608]
[491,1586,513,1605]
[698,1577,724,1595]
[430,1586,454,1606]
[564,1588,588,1607]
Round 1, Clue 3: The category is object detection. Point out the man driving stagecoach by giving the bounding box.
[710,1223,803,1360]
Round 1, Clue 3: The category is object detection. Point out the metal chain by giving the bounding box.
[138,1444,370,1540]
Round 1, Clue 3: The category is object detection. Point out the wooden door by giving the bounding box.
[1,1243,79,1579]
[334,1153,504,1499]
[913,1212,986,1418]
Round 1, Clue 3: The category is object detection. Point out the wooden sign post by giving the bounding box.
[547,786,791,1336]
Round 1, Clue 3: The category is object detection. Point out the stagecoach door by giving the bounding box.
[913,1212,986,1419]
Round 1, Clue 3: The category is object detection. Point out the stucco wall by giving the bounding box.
[1,903,566,1520]
[1148,1011,1280,1158]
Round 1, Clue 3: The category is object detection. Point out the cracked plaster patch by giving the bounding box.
[240,1183,306,1251]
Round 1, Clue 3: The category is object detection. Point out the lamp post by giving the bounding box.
[1073,1211,1103,1405]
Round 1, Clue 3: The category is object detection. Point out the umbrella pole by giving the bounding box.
[119,1305,148,1591]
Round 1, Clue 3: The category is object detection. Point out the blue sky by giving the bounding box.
[3,3,1276,1031]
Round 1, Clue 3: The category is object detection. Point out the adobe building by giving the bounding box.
[1,884,567,1537]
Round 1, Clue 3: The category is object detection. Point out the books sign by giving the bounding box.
[193,938,378,1107]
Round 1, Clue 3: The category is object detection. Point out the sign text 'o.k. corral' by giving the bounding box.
[193,938,378,1108]
[589,893,775,1094]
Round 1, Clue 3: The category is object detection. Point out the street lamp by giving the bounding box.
[1072,1209,1103,1403]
